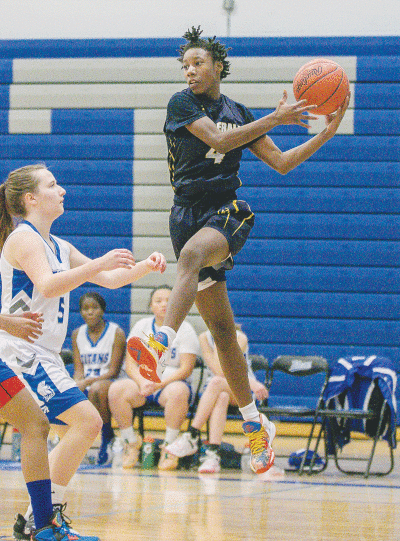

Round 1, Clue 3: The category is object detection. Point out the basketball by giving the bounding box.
[293,58,349,115]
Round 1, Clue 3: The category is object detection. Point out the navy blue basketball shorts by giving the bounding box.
[169,195,255,290]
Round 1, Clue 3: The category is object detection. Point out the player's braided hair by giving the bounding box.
[178,26,231,80]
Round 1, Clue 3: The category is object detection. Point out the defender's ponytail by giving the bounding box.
[0,183,13,250]
[0,163,47,250]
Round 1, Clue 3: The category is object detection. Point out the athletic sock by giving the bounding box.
[51,482,67,506]
[164,427,180,445]
[239,401,261,423]
[120,426,138,444]
[26,479,53,530]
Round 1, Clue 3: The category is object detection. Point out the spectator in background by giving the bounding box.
[166,323,268,473]
[108,285,200,471]
[72,292,126,465]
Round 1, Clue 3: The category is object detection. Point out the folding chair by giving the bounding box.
[308,355,397,478]
[258,355,329,474]
[249,354,269,384]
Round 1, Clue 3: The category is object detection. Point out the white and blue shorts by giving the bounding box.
[0,337,87,424]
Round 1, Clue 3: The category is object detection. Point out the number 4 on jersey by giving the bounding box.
[205,147,225,164]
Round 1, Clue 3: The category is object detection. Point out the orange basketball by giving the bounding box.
[293,58,349,115]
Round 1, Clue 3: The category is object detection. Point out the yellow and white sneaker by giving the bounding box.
[242,414,276,474]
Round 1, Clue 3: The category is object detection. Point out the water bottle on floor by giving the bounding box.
[241,444,251,473]
[11,428,21,462]
[112,438,124,468]
[141,437,156,469]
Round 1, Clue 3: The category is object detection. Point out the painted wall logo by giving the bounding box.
[289,359,312,372]
[37,381,55,402]
[294,66,323,94]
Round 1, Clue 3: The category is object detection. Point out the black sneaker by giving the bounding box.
[13,513,32,540]
[13,504,98,541]
[31,504,99,541]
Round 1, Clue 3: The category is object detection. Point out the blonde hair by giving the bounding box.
[0,163,47,249]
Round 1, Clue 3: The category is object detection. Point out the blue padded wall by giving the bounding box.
[0,37,399,368]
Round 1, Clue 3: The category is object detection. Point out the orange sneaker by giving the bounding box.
[127,332,168,383]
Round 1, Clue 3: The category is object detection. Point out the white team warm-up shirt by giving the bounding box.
[127,317,200,382]
[76,321,120,378]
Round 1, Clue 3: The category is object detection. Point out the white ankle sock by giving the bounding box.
[51,482,67,506]
[239,401,261,423]
[158,326,176,347]
[164,427,180,445]
[120,427,137,444]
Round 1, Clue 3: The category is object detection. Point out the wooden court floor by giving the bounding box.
[1,437,399,541]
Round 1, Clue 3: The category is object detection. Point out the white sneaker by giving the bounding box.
[198,449,221,473]
[165,431,199,458]
[158,444,179,471]
[122,436,143,468]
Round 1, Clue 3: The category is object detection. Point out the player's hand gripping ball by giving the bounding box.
[293,58,349,115]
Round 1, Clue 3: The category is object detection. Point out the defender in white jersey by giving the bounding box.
[0,164,166,540]
[166,324,268,474]
[109,285,200,471]
[72,292,126,465]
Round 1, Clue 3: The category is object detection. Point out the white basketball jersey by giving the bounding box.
[76,321,119,378]
[0,221,71,353]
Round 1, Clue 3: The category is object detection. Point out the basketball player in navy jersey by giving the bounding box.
[127,26,349,474]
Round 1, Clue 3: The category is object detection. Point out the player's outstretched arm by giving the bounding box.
[186,91,318,155]
[88,251,167,289]
[5,231,137,298]
[249,94,350,175]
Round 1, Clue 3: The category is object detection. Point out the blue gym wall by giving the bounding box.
[0,37,398,368]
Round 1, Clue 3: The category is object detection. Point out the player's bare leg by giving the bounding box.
[127,227,229,381]
[196,283,275,473]
[195,282,252,408]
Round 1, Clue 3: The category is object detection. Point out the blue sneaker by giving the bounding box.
[127,331,169,383]
[242,414,276,474]
[31,504,99,541]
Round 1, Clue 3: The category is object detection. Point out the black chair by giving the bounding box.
[307,355,397,478]
[258,355,329,474]
[249,354,269,385]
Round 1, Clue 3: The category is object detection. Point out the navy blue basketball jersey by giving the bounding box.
[164,88,255,203]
